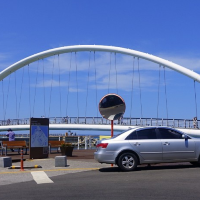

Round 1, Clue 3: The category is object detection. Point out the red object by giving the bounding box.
[111,120,114,167]
[96,143,108,148]
[20,150,24,171]
[111,120,113,137]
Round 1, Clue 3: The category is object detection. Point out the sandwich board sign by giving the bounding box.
[29,118,49,159]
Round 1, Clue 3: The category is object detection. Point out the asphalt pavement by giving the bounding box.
[1,149,200,200]
[1,160,200,200]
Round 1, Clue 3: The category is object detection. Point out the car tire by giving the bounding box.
[190,155,200,166]
[118,152,138,172]
[190,162,200,166]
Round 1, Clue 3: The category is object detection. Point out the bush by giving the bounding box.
[61,143,72,147]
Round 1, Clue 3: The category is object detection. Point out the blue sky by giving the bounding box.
[0,0,200,134]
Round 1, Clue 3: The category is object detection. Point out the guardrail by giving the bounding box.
[0,117,199,129]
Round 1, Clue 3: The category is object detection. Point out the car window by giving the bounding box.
[126,128,158,140]
[126,131,137,140]
[113,129,133,139]
[158,128,182,139]
[137,128,157,139]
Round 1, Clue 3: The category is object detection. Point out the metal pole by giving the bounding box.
[78,136,80,150]
[111,120,114,137]
[85,136,87,149]
[111,120,114,167]
[20,150,24,171]
[89,136,91,149]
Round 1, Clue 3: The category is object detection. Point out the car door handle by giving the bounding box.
[163,142,170,146]
[134,142,140,146]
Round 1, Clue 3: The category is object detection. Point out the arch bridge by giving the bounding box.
[0,45,200,136]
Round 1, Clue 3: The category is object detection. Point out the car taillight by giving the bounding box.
[96,143,108,148]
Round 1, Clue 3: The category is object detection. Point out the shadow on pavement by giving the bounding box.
[99,166,121,172]
[99,163,198,172]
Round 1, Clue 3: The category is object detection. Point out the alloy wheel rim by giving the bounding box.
[122,155,134,169]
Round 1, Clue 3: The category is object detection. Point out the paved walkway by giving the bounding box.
[0,149,111,185]
[0,149,109,172]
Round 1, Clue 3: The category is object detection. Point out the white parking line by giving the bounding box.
[31,171,54,184]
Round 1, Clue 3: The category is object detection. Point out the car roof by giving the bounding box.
[100,126,189,142]
[111,126,187,140]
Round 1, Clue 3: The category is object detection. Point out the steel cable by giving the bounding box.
[66,53,72,116]
[157,65,161,121]
[18,67,24,119]
[14,71,18,118]
[114,53,118,94]
[194,80,198,118]
[94,52,98,118]
[28,64,31,117]
[163,66,169,124]
[58,55,62,117]
[42,59,46,117]
[33,60,39,117]
[2,80,5,123]
[85,51,91,118]
[137,58,143,121]
[4,74,11,121]
[48,55,55,117]
[108,52,112,94]
[75,52,79,119]
[130,57,135,123]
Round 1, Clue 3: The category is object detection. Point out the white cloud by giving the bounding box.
[0,53,12,71]
[33,80,68,87]
[157,53,200,73]
[69,87,85,92]
[91,73,157,91]
[32,79,85,93]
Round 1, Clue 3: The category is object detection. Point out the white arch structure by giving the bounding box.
[1,45,200,82]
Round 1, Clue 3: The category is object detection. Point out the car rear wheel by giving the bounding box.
[118,152,138,172]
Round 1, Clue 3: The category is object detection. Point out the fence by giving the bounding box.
[0,117,199,129]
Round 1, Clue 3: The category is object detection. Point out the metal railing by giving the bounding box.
[0,117,199,129]
[0,135,98,150]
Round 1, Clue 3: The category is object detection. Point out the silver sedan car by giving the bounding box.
[94,126,200,171]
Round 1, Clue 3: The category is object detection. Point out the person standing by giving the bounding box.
[193,117,198,129]
[6,128,15,152]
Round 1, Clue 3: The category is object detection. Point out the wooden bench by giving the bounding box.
[2,141,28,156]
[49,140,65,153]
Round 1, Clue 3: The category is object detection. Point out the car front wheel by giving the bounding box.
[190,155,200,166]
[118,152,138,172]
[190,162,200,166]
